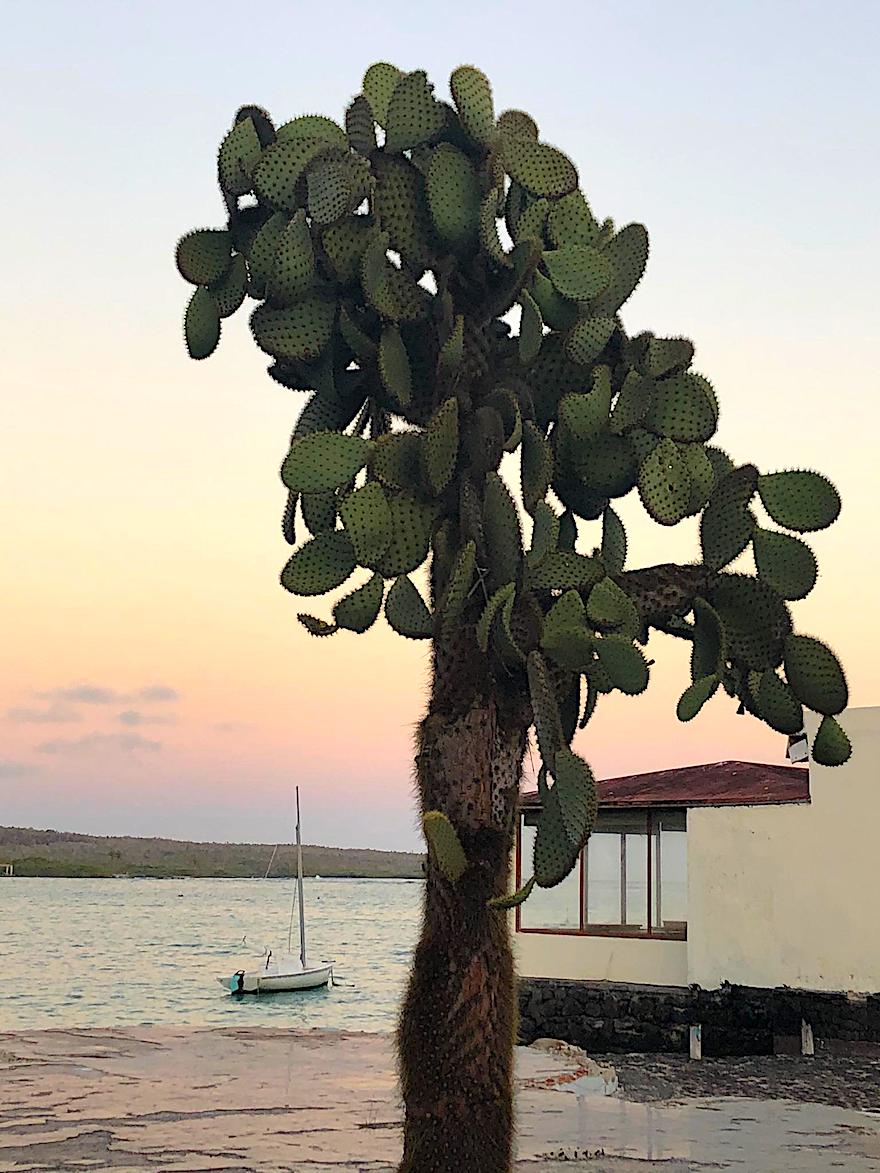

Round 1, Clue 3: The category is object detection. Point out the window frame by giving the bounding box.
[515,807,687,941]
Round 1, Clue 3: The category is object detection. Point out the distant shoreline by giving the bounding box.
[0,825,424,881]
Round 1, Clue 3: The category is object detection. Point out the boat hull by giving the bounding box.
[218,963,333,994]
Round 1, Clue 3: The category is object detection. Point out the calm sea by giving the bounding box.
[0,877,422,1032]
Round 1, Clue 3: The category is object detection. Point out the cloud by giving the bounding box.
[0,760,36,778]
[213,721,251,733]
[6,703,83,724]
[116,710,175,727]
[36,732,162,755]
[37,684,180,705]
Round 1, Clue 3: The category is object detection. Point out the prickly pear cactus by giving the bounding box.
[178,63,850,903]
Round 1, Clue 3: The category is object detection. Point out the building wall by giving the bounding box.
[687,707,879,993]
[513,930,687,987]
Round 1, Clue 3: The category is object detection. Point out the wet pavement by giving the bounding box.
[0,1028,878,1171]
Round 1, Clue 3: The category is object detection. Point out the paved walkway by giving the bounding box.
[1,1028,879,1171]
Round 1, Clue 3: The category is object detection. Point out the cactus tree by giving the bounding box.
[177,64,849,1173]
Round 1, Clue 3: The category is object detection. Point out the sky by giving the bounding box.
[2,1,878,851]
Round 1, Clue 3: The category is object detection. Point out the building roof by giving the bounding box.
[520,760,810,810]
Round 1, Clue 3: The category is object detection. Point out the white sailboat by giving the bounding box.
[217,787,334,994]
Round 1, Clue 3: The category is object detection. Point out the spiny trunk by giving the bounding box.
[396,628,530,1173]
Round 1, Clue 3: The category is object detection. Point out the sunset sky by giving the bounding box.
[2,1,878,851]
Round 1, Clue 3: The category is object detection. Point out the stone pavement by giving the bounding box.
[1,1028,879,1171]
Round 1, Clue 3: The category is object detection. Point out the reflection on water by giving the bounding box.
[0,877,422,1031]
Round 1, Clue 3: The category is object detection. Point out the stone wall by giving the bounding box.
[518,977,880,1056]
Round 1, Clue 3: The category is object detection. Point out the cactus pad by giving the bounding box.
[521,421,553,515]
[185,288,221,359]
[676,674,719,721]
[422,811,468,883]
[379,325,413,407]
[254,138,330,211]
[592,223,649,313]
[645,373,718,443]
[384,70,444,153]
[547,191,598,248]
[518,289,543,364]
[345,94,377,154]
[281,530,356,595]
[526,550,603,591]
[811,715,852,767]
[700,465,758,569]
[377,493,437,576]
[362,62,402,127]
[757,471,841,532]
[333,572,384,632]
[533,784,581,888]
[426,144,481,252]
[753,529,817,600]
[595,635,649,695]
[176,229,232,286]
[564,316,616,365]
[500,134,578,197]
[385,575,433,638]
[450,65,494,145]
[527,651,564,768]
[339,481,393,564]
[438,540,476,638]
[210,254,248,317]
[638,438,691,525]
[218,117,262,196]
[483,472,522,590]
[756,669,804,735]
[272,210,316,302]
[601,507,626,574]
[371,431,423,492]
[489,876,536,910]
[553,748,598,845]
[543,246,611,301]
[783,634,848,716]
[281,432,371,493]
[251,296,335,362]
[423,398,459,495]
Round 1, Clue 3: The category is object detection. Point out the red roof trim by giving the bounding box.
[520,760,809,810]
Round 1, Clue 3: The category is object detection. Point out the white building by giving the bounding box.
[515,707,879,998]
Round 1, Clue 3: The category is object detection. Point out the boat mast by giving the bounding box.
[294,786,307,967]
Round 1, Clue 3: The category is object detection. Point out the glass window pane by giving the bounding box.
[519,820,581,930]
[624,831,648,930]
[585,833,621,925]
[654,812,687,931]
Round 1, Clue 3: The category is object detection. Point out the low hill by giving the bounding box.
[0,826,424,880]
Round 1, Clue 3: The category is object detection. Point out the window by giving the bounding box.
[517,808,687,939]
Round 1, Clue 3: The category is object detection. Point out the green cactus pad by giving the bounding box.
[423,811,467,883]
[527,651,565,768]
[811,715,852,767]
[489,875,536,910]
[426,143,481,252]
[500,134,578,197]
[476,583,514,653]
[710,574,791,671]
[577,434,638,498]
[638,438,691,525]
[527,550,603,592]
[681,443,715,515]
[753,529,817,601]
[700,465,759,569]
[547,191,598,248]
[438,541,476,638]
[246,210,287,293]
[209,253,248,317]
[534,784,581,888]
[514,198,550,246]
[184,287,221,359]
[322,217,373,283]
[176,229,232,286]
[528,501,560,564]
[559,374,612,443]
[281,432,371,493]
[339,481,393,565]
[543,246,611,301]
[372,431,423,491]
[333,571,384,632]
[783,634,848,716]
[338,305,377,359]
[521,421,553,515]
[378,325,412,407]
[497,108,538,138]
[272,210,315,302]
[361,234,431,322]
[644,373,718,443]
[690,598,727,681]
[610,371,655,433]
[587,578,639,636]
[645,336,694,379]
[301,490,336,535]
[592,223,649,314]
[543,589,586,638]
[595,635,649,695]
[529,271,578,332]
[384,70,444,153]
[564,316,616,366]
[281,530,356,596]
[676,674,719,721]
[297,614,338,637]
[385,575,433,638]
[423,398,459,495]
[372,154,435,270]
[362,62,402,128]
[254,138,331,211]
[757,669,804,735]
[345,94,377,155]
[518,289,543,364]
[218,117,262,196]
[486,388,523,453]
[483,472,522,590]
[306,156,355,224]
[601,507,627,575]
[438,314,464,375]
[376,493,437,577]
[294,386,364,439]
[250,296,335,363]
[276,114,347,148]
[757,471,841,533]
[450,65,494,145]
[553,748,598,846]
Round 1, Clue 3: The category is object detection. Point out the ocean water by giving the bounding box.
[0,877,423,1032]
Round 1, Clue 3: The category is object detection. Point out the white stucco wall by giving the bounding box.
[687,707,879,993]
[514,930,688,987]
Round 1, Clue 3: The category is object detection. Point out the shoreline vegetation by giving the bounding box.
[0,825,424,880]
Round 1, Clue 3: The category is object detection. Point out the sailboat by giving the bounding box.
[217,787,334,994]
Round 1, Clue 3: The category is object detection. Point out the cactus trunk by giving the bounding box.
[396,629,530,1173]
